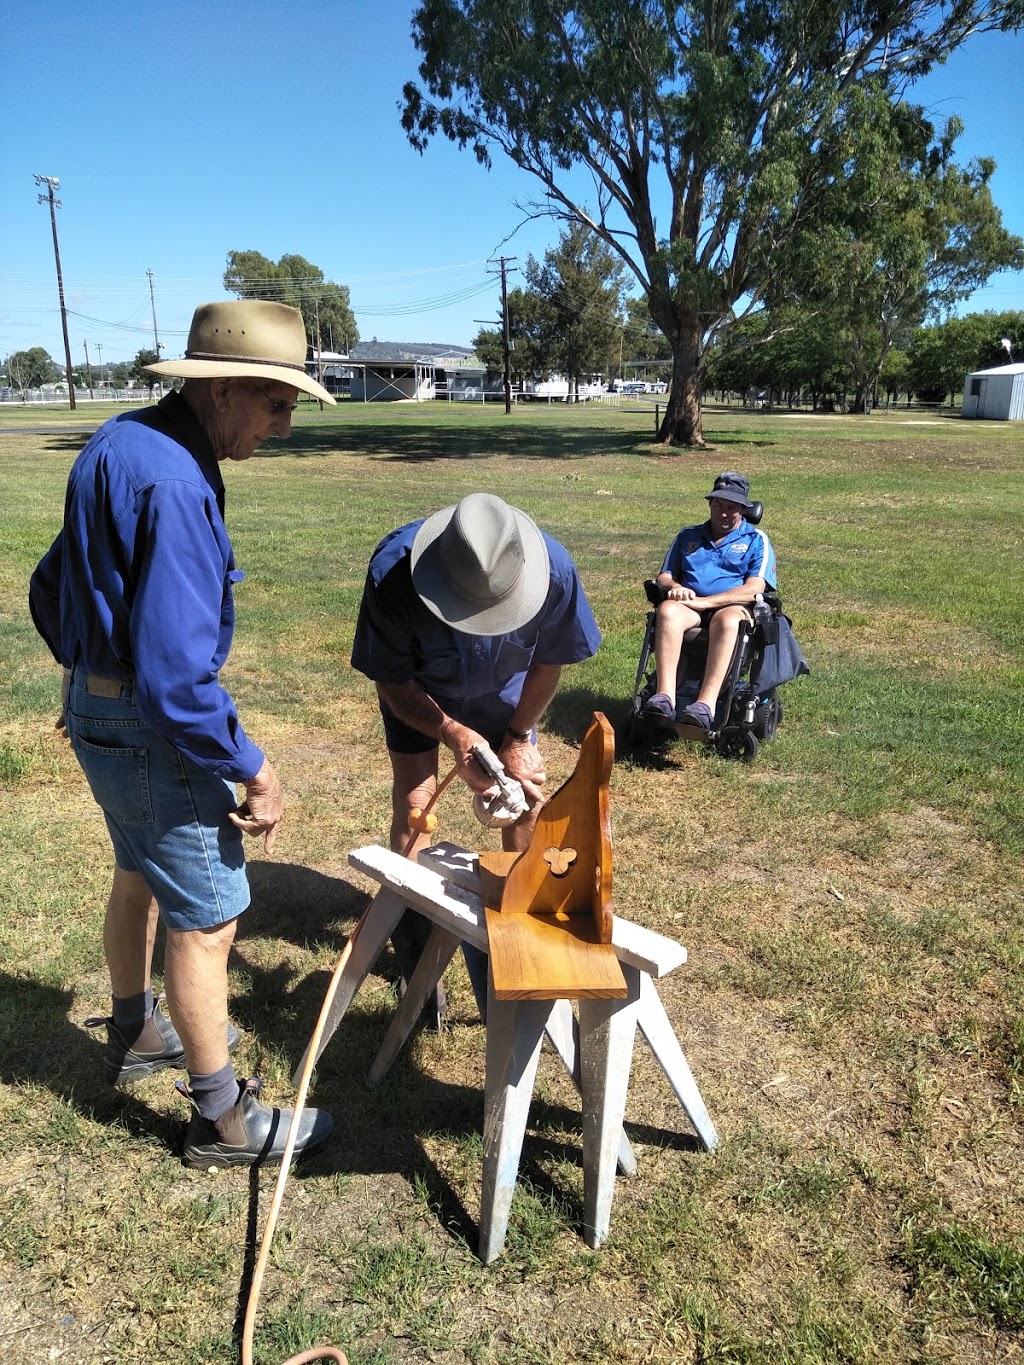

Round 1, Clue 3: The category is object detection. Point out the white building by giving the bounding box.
[961,362,1024,420]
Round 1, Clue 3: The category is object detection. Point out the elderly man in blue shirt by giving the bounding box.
[352,492,602,1020]
[642,472,777,731]
[29,300,335,1169]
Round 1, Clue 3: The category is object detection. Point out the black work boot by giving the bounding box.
[180,1078,334,1171]
[86,998,240,1085]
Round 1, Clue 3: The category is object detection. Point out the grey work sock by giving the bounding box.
[111,987,154,1038]
[188,1064,240,1123]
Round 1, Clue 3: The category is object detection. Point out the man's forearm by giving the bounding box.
[375,680,448,740]
[696,578,766,610]
[508,662,562,734]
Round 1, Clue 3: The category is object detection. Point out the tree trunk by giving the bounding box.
[658,329,706,446]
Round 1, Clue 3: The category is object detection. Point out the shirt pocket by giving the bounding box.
[71,735,153,824]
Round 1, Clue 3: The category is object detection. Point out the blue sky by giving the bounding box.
[2,2,1022,369]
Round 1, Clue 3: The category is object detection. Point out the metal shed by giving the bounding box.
[961,362,1024,420]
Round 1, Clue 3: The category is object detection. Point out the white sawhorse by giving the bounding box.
[295,842,718,1264]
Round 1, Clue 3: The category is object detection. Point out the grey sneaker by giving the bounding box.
[179,1078,335,1171]
[86,999,240,1085]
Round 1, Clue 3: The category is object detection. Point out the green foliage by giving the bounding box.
[0,742,34,785]
[902,1216,1024,1328]
[224,248,359,351]
[477,224,628,388]
[623,295,671,373]
[5,346,58,394]
[130,347,160,393]
[402,0,1024,444]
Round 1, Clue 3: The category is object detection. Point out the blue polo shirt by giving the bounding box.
[351,520,601,733]
[29,391,264,783]
[661,518,777,595]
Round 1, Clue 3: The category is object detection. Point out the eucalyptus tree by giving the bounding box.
[5,347,57,397]
[475,224,628,391]
[402,0,1023,446]
[473,286,549,384]
[223,250,359,352]
[813,92,1021,412]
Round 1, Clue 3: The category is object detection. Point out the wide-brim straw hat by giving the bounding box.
[410,493,550,636]
[145,300,336,404]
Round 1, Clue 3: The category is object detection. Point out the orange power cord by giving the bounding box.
[241,765,460,1365]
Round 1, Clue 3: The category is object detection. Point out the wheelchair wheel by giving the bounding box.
[715,727,759,763]
[753,694,782,742]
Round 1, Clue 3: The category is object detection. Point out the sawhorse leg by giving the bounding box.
[544,1001,637,1178]
[637,971,719,1152]
[479,987,551,1265]
[579,965,641,1248]
[368,924,463,1084]
[291,888,408,1085]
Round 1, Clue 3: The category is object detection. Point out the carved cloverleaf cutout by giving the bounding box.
[543,846,578,878]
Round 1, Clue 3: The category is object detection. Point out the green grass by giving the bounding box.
[1,399,1023,1363]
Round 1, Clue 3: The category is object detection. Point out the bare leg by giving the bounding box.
[103,866,159,998]
[502,800,540,853]
[163,919,237,1075]
[387,748,446,1021]
[389,748,438,857]
[654,600,702,698]
[696,605,751,713]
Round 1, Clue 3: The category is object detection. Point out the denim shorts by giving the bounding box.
[64,667,250,931]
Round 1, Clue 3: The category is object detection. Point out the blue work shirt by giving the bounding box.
[29,391,264,783]
[351,521,602,732]
[661,518,777,595]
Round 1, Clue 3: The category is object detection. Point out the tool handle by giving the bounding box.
[470,743,527,814]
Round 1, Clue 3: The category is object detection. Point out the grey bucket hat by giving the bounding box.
[410,493,550,635]
[145,300,336,404]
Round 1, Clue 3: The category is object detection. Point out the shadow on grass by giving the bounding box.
[36,433,97,453]
[262,417,780,462]
[545,684,637,746]
[262,420,658,462]
[0,971,182,1150]
[245,862,365,955]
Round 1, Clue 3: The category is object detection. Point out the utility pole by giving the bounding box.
[34,174,76,410]
[83,341,94,400]
[313,297,324,409]
[488,255,517,414]
[96,342,103,390]
[147,269,162,395]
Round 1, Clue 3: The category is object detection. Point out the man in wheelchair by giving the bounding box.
[641,471,777,733]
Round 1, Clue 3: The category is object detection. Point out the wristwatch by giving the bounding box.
[506,724,532,741]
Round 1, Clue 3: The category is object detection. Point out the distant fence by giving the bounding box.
[0,387,159,405]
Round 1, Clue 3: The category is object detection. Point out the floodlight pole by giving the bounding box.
[34,174,76,411]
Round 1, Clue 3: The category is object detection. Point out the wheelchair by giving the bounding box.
[624,502,801,762]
